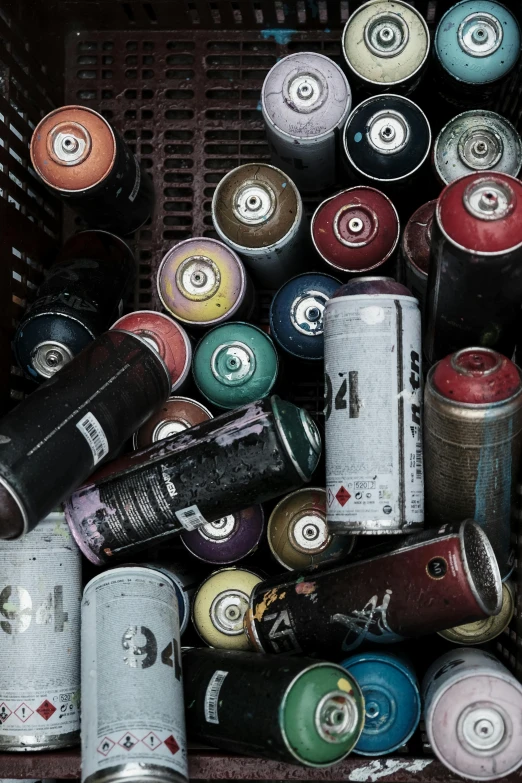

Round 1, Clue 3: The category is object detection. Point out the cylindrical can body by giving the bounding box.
[134,397,213,450]
[340,652,420,756]
[400,200,435,310]
[180,505,264,565]
[267,487,355,571]
[212,163,306,288]
[424,172,522,363]
[65,396,322,565]
[261,53,352,193]
[14,231,135,381]
[142,560,208,637]
[244,520,502,656]
[0,330,170,540]
[81,566,188,783]
[157,238,256,328]
[324,278,423,533]
[423,648,522,780]
[0,511,81,751]
[439,580,514,644]
[342,0,430,95]
[183,648,365,767]
[30,106,154,236]
[424,348,522,579]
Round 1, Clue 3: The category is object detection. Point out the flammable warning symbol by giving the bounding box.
[0,703,11,723]
[36,700,56,721]
[97,737,115,756]
[164,735,180,755]
[335,486,351,507]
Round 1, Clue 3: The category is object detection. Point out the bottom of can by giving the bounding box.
[0,730,80,751]
[84,763,187,783]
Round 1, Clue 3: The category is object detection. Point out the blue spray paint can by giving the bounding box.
[340,652,420,756]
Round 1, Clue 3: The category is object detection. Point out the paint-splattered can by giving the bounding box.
[324,277,423,534]
[434,0,521,108]
[400,200,436,310]
[111,310,192,393]
[0,329,170,541]
[424,348,522,580]
[423,648,522,780]
[267,488,355,571]
[311,188,400,275]
[180,506,264,565]
[261,53,352,194]
[157,238,256,329]
[133,396,213,450]
[65,396,322,565]
[14,231,135,381]
[30,106,154,236]
[424,172,522,366]
[0,510,81,751]
[340,652,420,756]
[342,0,430,95]
[184,648,365,767]
[244,520,502,656]
[192,568,262,650]
[439,581,514,645]
[211,163,306,288]
[192,322,278,410]
[81,566,188,783]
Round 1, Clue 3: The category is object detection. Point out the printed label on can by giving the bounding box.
[129,156,141,202]
[204,670,228,724]
[76,412,109,466]
[175,505,208,531]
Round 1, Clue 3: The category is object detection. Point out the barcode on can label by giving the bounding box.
[175,505,207,531]
[204,670,228,724]
[416,441,423,480]
[129,156,141,202]
[76,413,109,465]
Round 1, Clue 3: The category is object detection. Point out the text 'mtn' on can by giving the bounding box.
[157,238,256,329]
[14,231,135,382]
[0,510,80,751]
[423,648,522,780]
[192,322,278,410]
[269,273,341,362]
[0,329,170,541]
[192,567,262,650]
[184,648,364,768]
[343,94,431,187]
[65,396,322,565]
[311,187,400,275]
[30,105,154,236]
[134,396,213,450]
[180,505,264,565]
[244,520,502,657]
[424,172,522,365]
[81,566,187,783]
[425,347,522,580]
[433,110,522,186]
[111,310,192,392]
[212,163,306,289]
[267,488,355,571]
[434,0,521,108]
[342,0,430,95]
[439,580,514,645]
[400,200,436,310]
[261,52,352,194]
[341,652,420,756]
[324,277,423,534]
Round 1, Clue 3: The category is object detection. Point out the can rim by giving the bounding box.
[112,328,173,390]
[16,309,96,341]
[426,363,522,409]
[132,395,214,450]
[460,519,503,617]
[75,228,136,261]
[82,563,179,596]
[267,487,328,570]
[270,396,311,483]
[326,293,417,305]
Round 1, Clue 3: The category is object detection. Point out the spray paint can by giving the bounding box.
[439,581,514,645]
[112,311,192,393]
[400,200,435,310]
[424,172,522,365]
[261,52,352,194]
[142,560,207,637]
[424,348,522,580]
[14,231,135,381]
[267,488,355,571]
[311,188,400,276]
[133,397,212,450]
[434,0,521,108]
[0,330,170,541]
[0,510,81,751]
[324,277,423,534]
[157,238,256,329]
[423,648,522,780]
[180,506,264,565]
[212,163,306,288]
[342,0,430,95]
[65,396,322,565]
[340,652,420,756]
[184,648,364,767]
[244,520,502,656]
[192,322,278,410]
[30,105,154,236]
[81,566,187,783]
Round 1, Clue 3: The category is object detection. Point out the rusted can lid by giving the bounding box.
[431,347,521,404]
[332,277,413,298]
[401,199,436,276]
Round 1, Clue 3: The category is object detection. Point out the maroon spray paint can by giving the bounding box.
[400,200,436,311]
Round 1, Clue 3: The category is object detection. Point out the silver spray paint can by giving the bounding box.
[324,277,423,534]
[0,510,81,751]
[81,566,188,783]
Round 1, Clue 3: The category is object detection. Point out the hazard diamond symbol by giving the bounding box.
[164,735,180,755]
[142,731,162,750]
[36,700,56,721]
[335,486,351,507]
[0,703,11,723]
[118,733,138,751]
[14,703,33,722]
[327,488,334,508]
[97,737,115,756]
